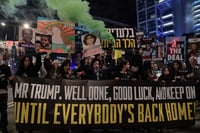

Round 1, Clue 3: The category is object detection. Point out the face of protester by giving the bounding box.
[191,44,197,51]
[173,62,179,70]
[86,35,95,46]
[54,62,59,69]
[153,64,159,71]
[64,64,71,72]
[41,36,49,47]
[146,44,151,51]
[182,63,187,69]
[22,29,33,42]
[125,62,130,70]
[85,57,92,65]
[163,68,169,76]
[93,61,100,71]
[24,57,31,68]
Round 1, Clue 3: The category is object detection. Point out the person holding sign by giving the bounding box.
[15,45,41,77]
[142,43,152,61]
[87,58,106,80]
[58,59,75,79]
[188,56,200,101]
[188,56,200,82]
[44,51,60,79]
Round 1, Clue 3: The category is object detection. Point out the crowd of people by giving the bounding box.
[0,43,200,133]
[13,45,200,93]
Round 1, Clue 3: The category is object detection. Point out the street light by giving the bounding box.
[1,22,6,26]
[0,22,18,70]
[23,23,30,29]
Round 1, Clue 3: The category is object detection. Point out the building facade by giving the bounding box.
[192,0,200,35]
[137,0,195,38]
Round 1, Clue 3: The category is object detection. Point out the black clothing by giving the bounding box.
[0,64,11,133]
[115,72,133,80]
[188,66,200,81]
[44,57,58,79]
[0,65,11,89]
[0,94,8,133]
[126,51,143,80]
[15,53,41,77]
[76,59,92,80]
[170,69,181,81]
[158,75,171,82]
[87,68,106,80]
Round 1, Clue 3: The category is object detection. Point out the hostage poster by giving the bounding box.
[37,17,75,53]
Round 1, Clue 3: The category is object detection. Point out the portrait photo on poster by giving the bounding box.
[82,33,101,50]
[18,26,36,45]
[50,25,72,50]
[188,38,200,64]
[35,33,52,50]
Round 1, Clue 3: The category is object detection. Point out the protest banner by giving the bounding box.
[14,77,196,130]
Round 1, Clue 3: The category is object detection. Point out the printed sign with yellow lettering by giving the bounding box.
[14,77,196,130]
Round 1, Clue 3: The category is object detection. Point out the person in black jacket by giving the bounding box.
[87,58,106,80]
[15,46,41,133]
[159,67,171,82]
[58,59,75,79]
[170,60,181,82]
[76,50,93,80]
[115,58,133,80]
[44,52,59,79]
[126,48,143,80]
[15,45,41,77]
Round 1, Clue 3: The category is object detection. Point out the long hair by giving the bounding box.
[48,24,72,45]
[118,59,129,71]
[59,59,71,78]
[18,56,33,69]
[15,56,33,75]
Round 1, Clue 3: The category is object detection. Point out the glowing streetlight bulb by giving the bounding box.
[1,22,6,26]
[23,23,30,29]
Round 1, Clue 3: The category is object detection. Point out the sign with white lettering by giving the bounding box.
[14,77,196,130]
[165,37,186,63]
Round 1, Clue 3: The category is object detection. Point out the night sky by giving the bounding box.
[86,0,137,27]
